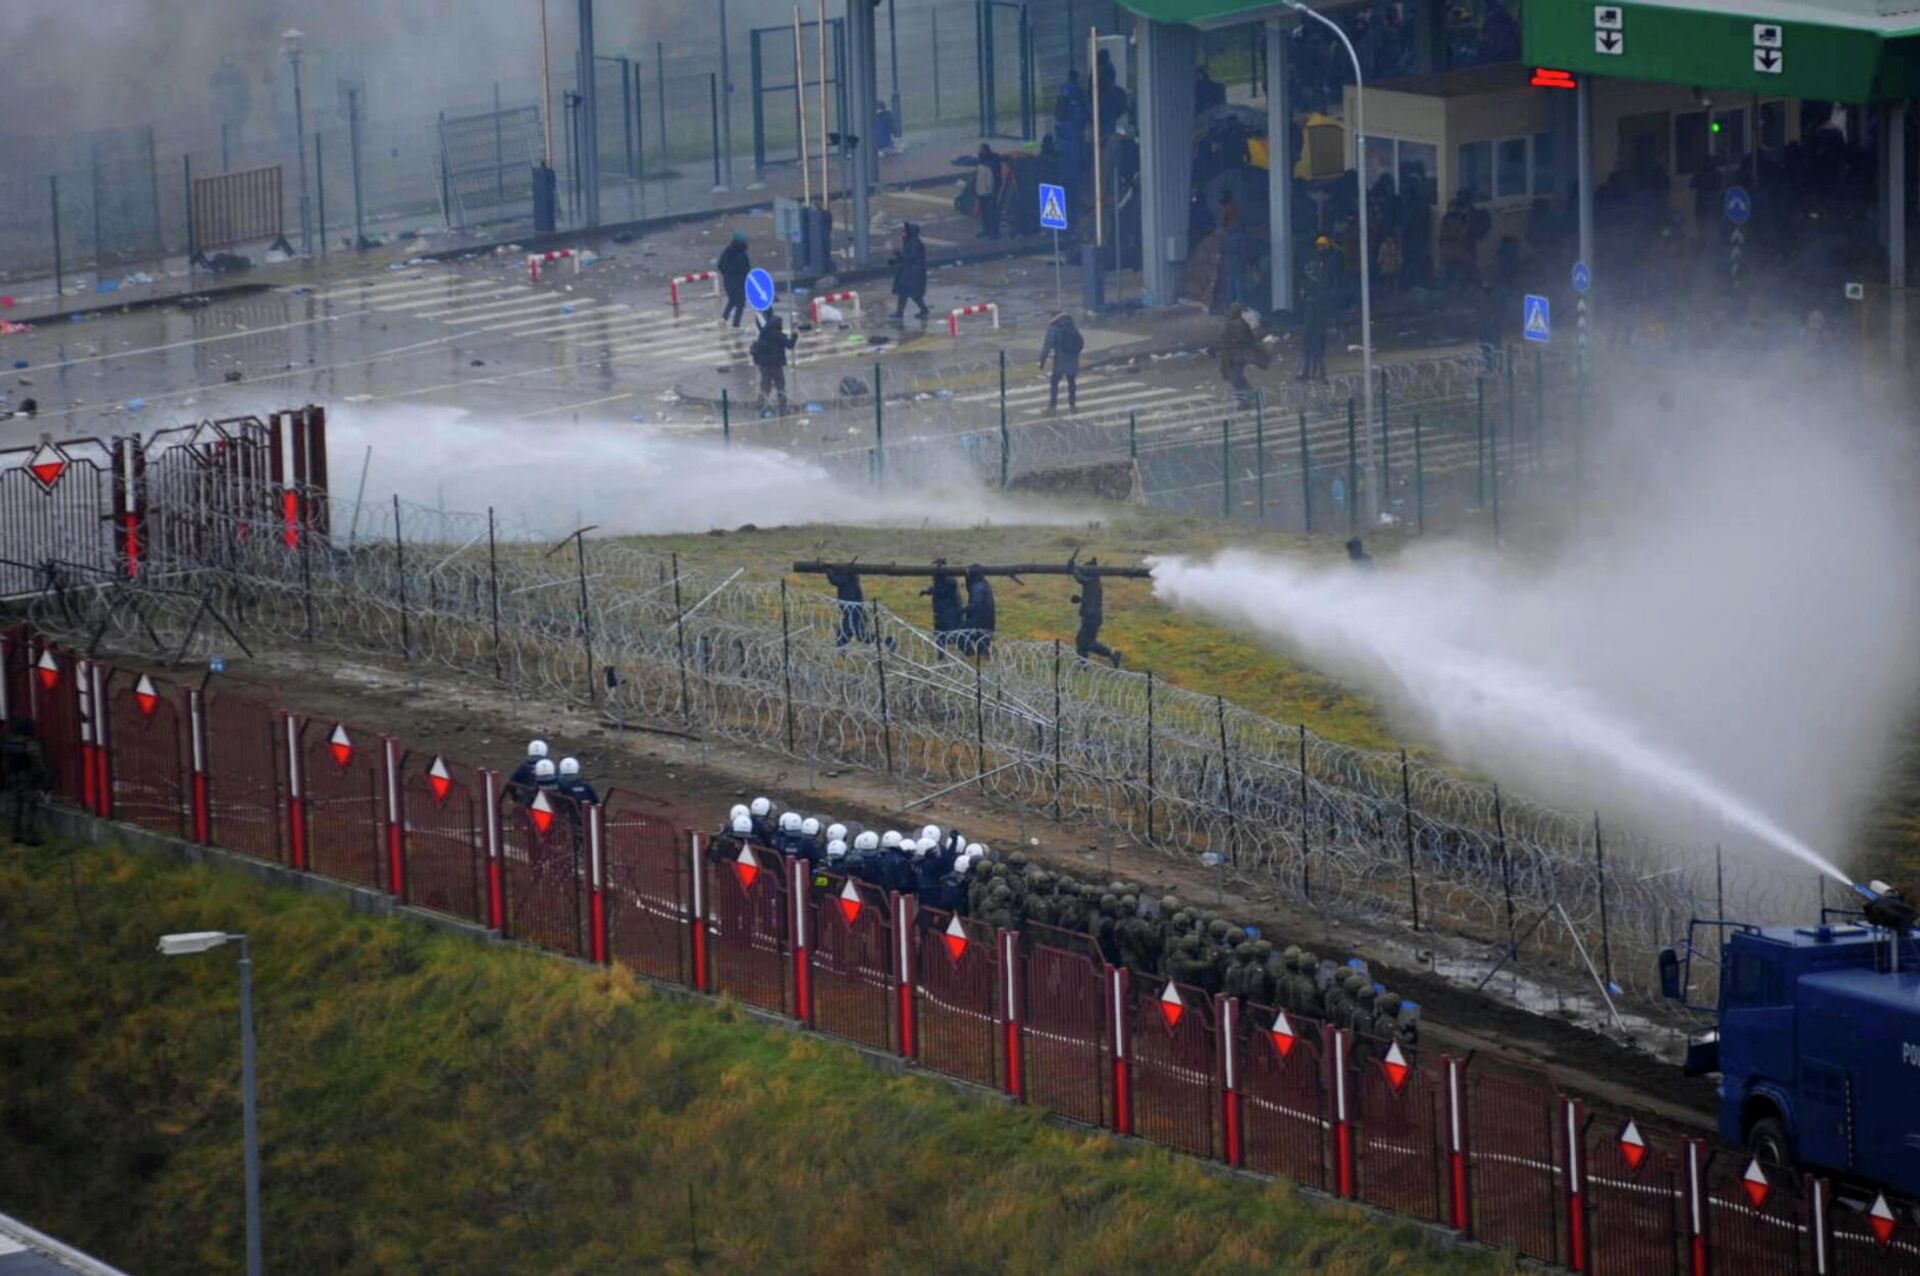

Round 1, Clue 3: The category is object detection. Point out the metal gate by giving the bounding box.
[297,718,385,890]
[1128,976,1217,1159]
[1239,1003,1328,1188]
[501,792,587,957]
[105,668,188,837]
[748,18,846,175]
[809,873,894,1052]
[1020,940,1107,1126]
[1468,1064,1563,1263]
[705,842,789,1013]
[438,104,543,229]
[200,682,284,863]
[1354,1034,1445,1222]
[976,0,1035,141]
[1585,1119,1682,1276]
[601,790,689,985]
[914,907,1000,1090]
[0,437,117,598]
[397,750,485,923]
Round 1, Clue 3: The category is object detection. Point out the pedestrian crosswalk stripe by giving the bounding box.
[475,300,616,332]
[374,285,525,311]
[314,274,473,302]
[432,297,587,324]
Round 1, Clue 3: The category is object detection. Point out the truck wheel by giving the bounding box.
[1747,1117,1792,1169]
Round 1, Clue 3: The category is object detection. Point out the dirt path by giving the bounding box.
[208,641,1719,1131]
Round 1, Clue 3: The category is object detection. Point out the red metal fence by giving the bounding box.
[12,622,1920,1276]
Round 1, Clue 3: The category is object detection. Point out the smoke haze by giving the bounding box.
[1152,370,1920,874]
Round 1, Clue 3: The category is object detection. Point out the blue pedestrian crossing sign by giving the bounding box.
[745,267,776,312]
[1522,293,1551,343]
[1724,185,1751,226]
[1038,183,1069,231]
[1571,260,1591,295]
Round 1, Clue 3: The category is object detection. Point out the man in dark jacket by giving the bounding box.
[718,233,752,328]
[962,563,996,658]
[889,223,930,320]
[750,313,799,413]
[921,561,964,651]
[1218,301,1271,404]
[824,564,869,645]
[1069,553,1122,667]
[1299,236,1336,382]
[1038,311,1084,412]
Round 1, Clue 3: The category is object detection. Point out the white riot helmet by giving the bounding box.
[826,839,848,860]
[559,757,581,778]
[800,816,822,838]
[534,759,557,781]
[750,796,773,817]
[779,811,803,833]
[881,831,904,850]
[964,842,986,858]
[731,814,753,835]
[527,739,549,759]
[956,855,974,874]
[854,830,880,851]
[917,836,938,856]
[729,804,749,823]
[920,824,942,844]
[910,841,926,859]
[826,823,848,843]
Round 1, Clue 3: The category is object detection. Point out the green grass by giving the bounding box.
[640,513,1409,752]
[0,838,1518,1275]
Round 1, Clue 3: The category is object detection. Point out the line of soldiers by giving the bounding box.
[716,794,1419,1055]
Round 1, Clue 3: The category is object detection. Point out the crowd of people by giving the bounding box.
[714,794,1421,1052]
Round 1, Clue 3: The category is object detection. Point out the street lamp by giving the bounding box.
[283,28,312,257]
[1280,0,1376,525]
[159,931,262,1276]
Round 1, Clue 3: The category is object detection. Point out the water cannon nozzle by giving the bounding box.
[1858,881,1917,934]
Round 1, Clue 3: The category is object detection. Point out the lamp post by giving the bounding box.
[283,29,312,257]
[1281,0,1374,524]
[159,932,261,1276]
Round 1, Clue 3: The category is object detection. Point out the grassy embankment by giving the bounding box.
[0,837,1517,1275]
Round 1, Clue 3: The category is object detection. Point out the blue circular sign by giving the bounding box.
[1724,186,1751,226]
[744,268,776,312]
[1571,260,1591,295]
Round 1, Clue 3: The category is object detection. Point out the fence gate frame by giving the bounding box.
[748,17,848,177]
[976,0,1035,141]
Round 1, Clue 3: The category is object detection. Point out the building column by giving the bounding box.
[576,0,600,227]
[1137,17,1197,306]
[1889,101,1907,361]
[848,0,877,266]
[1266,18,1294,314]
[1576,77,1594,282]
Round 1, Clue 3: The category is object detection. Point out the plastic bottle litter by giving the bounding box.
[126,398,146,411]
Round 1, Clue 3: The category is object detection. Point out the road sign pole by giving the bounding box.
[1053,228,1063,312]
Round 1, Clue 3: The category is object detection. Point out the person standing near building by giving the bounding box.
[889,223,930,320]
[718,233,752,328]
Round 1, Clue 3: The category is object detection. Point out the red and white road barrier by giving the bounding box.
[669,270,721,306]
[947,302,999,337]
[809,289,861,324]
[527,249,581,282]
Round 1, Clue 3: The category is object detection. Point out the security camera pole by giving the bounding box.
[158,932,261,1276]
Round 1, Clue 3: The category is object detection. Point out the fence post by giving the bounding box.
[1490,386,1503,544]
[1128,409,1138,461]
[779,578,796,754]
[689,832,710,990]
[588,803,608,963]
[1413,413,1425,534]
[573,532,595,704]
[1445,1055,1471,1233]
[671,551,692,720]
[1809,1176,1833,1276]
[1108,964,1132,1135]
[874,364,885,481]
[1504,347,1517,499]
[655,41,669,165]
[1345,398,1358,537]
[1217,994,1243,1166]
[998,928,1023,1097]
[49,175,63,300]
[188,686,211,843]
[1494,784,1515,956]
[1297,723,1311,900]
[1144,670,1156,842]
[146,126,164,268]
[181,158,193,287]
[709,72,722,188]
[1298,409,1312,534]
[1254,397,1266,522]
[348,88,366,248]
[1217,695,1237,865]
[383,735,404,900]
[1533,346,1545,464]
[720,387,731,447]
[871,601,895,778]
[1399,748,1420,930]
[1563,1096,1590,1273]
[999,350,1011,488]
[282,712,307,871]
[1327,1023,1354,1197]
[1593,813,1614,989]
[1379,367,1391,508]
[314,131,326,261]
[1220,418,1231,520]
[84,661,108,818]
[1051,638,1063,820]
[893,892,916,1060]
[790,855,814,1025]
[973,656,986,782]
[392,495,411,658]
[487,507,503,681]
[1474,375,1486,507]
[483,769,505,930]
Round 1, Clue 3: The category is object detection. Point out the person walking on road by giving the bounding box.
[890,223,930,320]
[750,313,799,414]
[1038,311,1084,412]
[1219,301,1270,404]
[718,233,752,328]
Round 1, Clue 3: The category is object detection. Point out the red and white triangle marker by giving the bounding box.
[427,756,451,802]
[837,879,864,926]
[1158,980,1185,1031]
[528,789,555,837]
[1618,1120,1647,1171]
[328,723,353,767]
[35,649,57,690]
[733,844,760,891]
[1869,1194,1897,1248]
[1382,1041,1411,1092]
[1269,1009,1298,1059]
[1741,1157,1771,1210]
[942,915,969,962]
[133,673,158,717]
[25,442,67,493]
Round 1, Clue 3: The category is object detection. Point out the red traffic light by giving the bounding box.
[1531,67,1578,89]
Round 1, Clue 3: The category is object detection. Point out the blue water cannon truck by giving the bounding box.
[1660,881,1920,1198]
